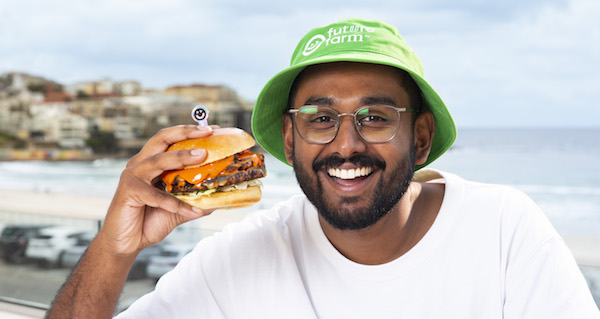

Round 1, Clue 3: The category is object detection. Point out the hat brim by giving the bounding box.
[251,52,456,171]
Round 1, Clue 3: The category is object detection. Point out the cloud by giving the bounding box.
[406,0,600,127]
[0,0,597,127]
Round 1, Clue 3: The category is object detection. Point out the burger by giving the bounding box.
[161,128,266,210]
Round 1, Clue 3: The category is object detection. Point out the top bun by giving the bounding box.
[167,127,256,168]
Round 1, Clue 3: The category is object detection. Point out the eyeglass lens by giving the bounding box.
[293,105,401,143]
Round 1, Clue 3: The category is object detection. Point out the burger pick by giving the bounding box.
[161,128,266,210]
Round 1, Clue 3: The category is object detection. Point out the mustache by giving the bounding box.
[312,154,386,172]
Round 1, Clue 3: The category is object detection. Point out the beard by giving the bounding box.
[292,142,416,231]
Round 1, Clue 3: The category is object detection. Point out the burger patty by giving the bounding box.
[168,154,266,194]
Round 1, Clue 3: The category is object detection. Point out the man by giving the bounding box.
[46,18,599,318]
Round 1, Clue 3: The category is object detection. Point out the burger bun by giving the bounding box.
[174,185,262,210]
[167,127,256,169]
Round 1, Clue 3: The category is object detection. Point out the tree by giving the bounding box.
[85,131,119,154]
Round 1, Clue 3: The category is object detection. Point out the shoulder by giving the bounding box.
[423,169,556,238]
[416,169,534,207]
[117,195,315,317]
[439,170,560,245]
[431,169,537,209]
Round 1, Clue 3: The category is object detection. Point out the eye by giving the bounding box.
[361,115,387,122]
[297,106,338,129]
[356,107,394,127]
[358,114,389,127]
[310,115,335,123]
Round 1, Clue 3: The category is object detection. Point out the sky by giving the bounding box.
[0,0,598,128]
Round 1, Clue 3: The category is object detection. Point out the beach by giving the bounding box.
[1,188,599,265]
[0,189,253,235]
[1,128,599,314]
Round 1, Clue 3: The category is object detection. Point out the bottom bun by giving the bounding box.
[174,185,262,210]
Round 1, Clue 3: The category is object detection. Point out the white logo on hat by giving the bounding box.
[302,34,326,56]
[302,24,376,57]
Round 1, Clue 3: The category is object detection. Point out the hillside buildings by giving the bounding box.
[0,72,253,159]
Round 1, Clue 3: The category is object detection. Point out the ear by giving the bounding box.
[413,112,435,166]
[282,115,294,165]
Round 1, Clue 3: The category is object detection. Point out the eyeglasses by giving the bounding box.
[288,105,414,144]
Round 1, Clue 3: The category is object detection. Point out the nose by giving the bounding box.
[329,116,367,157]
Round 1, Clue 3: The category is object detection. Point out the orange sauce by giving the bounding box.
[162,151,262,192]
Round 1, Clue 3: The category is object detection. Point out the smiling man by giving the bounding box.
[282,62,442,265]
[46,18,599,319]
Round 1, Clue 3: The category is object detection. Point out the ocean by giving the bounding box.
[431,128,600,237]
[0,128,598,237]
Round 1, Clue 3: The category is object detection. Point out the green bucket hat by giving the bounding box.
[251,18,456,170]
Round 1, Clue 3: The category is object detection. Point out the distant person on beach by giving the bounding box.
[46,18,599,318]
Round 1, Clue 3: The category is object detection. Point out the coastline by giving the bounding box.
[0,189,251,235]
[562,235,600,266]
[0,189,111,220]
[0,150,130,162]
[0,189,598,266]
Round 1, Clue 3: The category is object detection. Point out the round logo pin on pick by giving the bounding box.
[191,105,209,127]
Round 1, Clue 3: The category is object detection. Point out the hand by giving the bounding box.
[97,125,216,257]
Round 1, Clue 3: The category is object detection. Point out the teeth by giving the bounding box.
[327,167,373,179]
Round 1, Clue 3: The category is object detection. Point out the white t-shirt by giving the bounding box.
[116,171,599,318]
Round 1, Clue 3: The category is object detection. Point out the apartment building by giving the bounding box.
[67,79,142,98]
[1,72,254,156]
[30,103,89,148]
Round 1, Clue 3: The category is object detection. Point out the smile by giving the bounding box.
[327,167,374,180]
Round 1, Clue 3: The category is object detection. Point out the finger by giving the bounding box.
[126,174,214,219]
[131,148,208,184]
[128,125,213,168]
[129,125,212,167]
[147,188,214,220]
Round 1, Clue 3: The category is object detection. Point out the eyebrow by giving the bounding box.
[303,96,335,106]
[302,95,399,107]
[360,96,398,107]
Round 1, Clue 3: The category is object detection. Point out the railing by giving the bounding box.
[0,296,48,318]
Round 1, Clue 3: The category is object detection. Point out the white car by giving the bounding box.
[60,231,96,268]
[146,243,197,281]
[25,226,94,267]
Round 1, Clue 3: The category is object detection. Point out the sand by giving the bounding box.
[0,189,250,234]
[0,189,598,265]
[0,190,111,220]
[562,235,600,266]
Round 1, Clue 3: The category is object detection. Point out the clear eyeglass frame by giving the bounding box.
[288,105,414,144]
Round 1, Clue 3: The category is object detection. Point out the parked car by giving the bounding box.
[25,226,94,267]
[62,236,164,280]
[0,224,49,263]
[60,231,96,268]
[146,243,197,281]
[127,243,164,280]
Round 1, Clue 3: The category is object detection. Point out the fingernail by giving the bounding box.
[190,149,206,156]
[192,207,204,214]
[196,126,212,132]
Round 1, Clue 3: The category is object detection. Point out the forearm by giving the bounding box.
[45,237,137,319]
[45,125,213,318]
